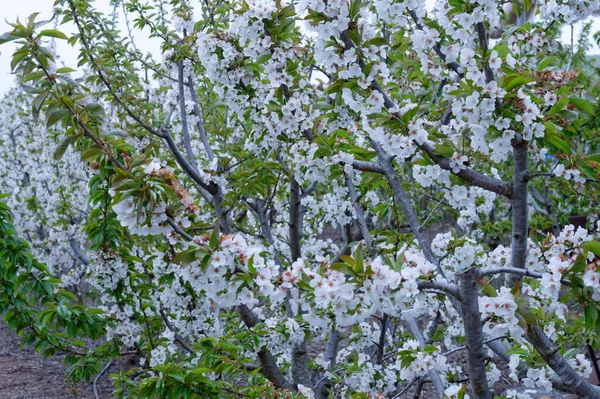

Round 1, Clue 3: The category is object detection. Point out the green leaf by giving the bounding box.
[517,307,537,326]
[536,56,556,71]
[433,143,455,158]
[23,71,45,83]
[27,12,41,31]
[330,262,355,276]
[584,154,600,164]
[581,240,600,257]
[570,253,586,273]
[247,255,255,274]
[11,49,29,71]
[55,67,76,74]
[568,97,596,115]
[32,92,49,122]
[80,147,103,161]
[482,282,498,297]
[56,304,72,321]
[37,29,68,40]
[209,225,220,251]
[53,135,75,160]
[548,96,569,116]
[46,109,69,129]
[501,73,535,92]
[0,32,21,45]
[545,132,570,154]
[584,304,598,329]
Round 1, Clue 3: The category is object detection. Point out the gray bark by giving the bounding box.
[367,138,440,269]
[237,304,293,390]
[526,326,600,398]
[177,61,198,172]
[315,329,341,399]
[507,139,528,289]
[187,73,215,162]
[69,238,90,266]
[459,268,492,399]
[289,178,302,261]
[344,173,372,249]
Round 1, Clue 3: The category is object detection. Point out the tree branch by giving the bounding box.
[236,304,293,390]
[68,238,90,266]
[187,72,215,162]
[367,138,440,269]
[419,142,514,198]
[289,178,302,262]
[69,2,164,138]
[177,61,198,172]
[344,172,372,250]
[351,160,385,174]
[508,138,528,288]
[478,267,571,286]
[406,10,462,76]
[459,268,492,399]
[159,307,195,354]
[526,326,600,398]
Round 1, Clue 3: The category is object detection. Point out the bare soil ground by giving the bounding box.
[0,322,116,399]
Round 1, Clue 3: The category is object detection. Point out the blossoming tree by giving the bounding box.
[2,0,600,398]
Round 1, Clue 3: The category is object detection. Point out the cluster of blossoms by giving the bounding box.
[104,0,600,394]
[479,287,524,341]
[0,89,91,283]
[538,0,600,23]
[112,196,171,236]
[4,0,600,397]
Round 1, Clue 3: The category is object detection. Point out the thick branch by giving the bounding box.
[508,139,528,288]
[187,73,215,162]
[250,198,283,267]
[68,238,90,266]
[417,280,461,298]
[476,22,495,84]
[344,173,372,249]
[420,142,514,198]
[161,129,215,197]
[177,61,198,172]
[237,304,293,390]
[377,314,389,364]
[459,268,492,399]
[351,160,385,174]
[289,178,302,261]
[526,326,600,398]
[444,336,507,357]
[292,341,312,389]
[368,138,439,268]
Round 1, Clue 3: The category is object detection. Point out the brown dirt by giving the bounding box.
[0,322,116,399]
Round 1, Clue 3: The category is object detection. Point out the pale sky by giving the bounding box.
[0,0,162,96]
[0,1,599,97]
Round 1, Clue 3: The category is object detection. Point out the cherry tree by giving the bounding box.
[2,0,600,398]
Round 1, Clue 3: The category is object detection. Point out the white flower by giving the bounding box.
[449,152,468,173]
[488,50,502,69]
[297,384,315,399]
[143,158,162,174]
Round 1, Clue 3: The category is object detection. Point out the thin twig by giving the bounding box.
[93,359,113,399]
